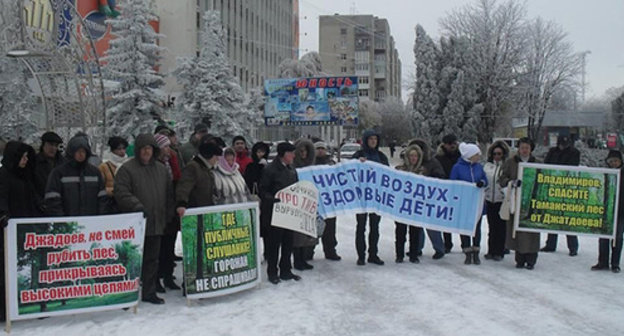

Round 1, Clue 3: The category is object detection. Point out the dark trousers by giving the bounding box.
[395,222,418,259]
[322,217,338,256]
[444,232,453,251]
[486,202,506,257]
[545,233,579,253]
[460,218,482,249]
[158,232,177,278]
[515,252,538,266]
[142,235,162,297]
[598,219,624,267]
[356,213,381,260]
[415,228,445,254]
[266,226,293,277]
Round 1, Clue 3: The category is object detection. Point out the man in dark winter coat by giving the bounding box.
[44,136,107,216]
[176,142,222,215]
[34,131,66,196]
[435,134,460,253]
[260,142,300,284]
[352,129,389,266]
[314,141,341,261]
[541,135,581,256]
[114,134,175,304]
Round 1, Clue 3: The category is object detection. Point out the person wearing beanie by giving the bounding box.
[180,123,209,165]
[352,129,389,266]
[44,136,108,217]
[155,125,185,174]
[450,142,488,265]
[35,131,66,197]
[99,136,129,197]
[499,137,541,270]
[260,141,300,284]
[114,134,175,304]
[592,150,624,273]
[541,134,581,256]
[232,136,253,175]
[435,134,460,253]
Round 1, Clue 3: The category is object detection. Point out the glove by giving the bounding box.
[476,181,485,188]
[514,180,522,187]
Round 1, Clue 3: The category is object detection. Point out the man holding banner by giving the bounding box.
[352,130,389,266]
[260,142,300,284]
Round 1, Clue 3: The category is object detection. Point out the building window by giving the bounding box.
[358,77,369,84]
[359,90,369,97]
[355,64,369,71]
[340,27,347,35]
[340,66,347,73]
[340,53,347,60]
[340,39,347,49]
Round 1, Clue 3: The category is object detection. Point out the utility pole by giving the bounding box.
[580,50,591,103]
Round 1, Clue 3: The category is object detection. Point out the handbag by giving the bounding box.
[248,182,261,203]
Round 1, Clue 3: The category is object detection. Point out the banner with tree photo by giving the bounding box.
[6,213,145,321]
[180,202,260,300]
[515,163,620,238]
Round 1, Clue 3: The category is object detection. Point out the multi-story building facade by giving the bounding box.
[155,0,298,95]
[319,14,401,102]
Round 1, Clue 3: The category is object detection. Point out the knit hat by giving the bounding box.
[606,150,622,162]
[232,135,246,145]
[442,134,458,144]
[154,134,171,149]
[314,141,327,149]
[459,142,481,161]
[194,123,209,134]
[41,131,63,144]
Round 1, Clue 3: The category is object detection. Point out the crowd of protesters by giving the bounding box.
[0,125,622,316]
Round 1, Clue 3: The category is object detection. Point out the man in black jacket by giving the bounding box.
[260,142,300,284]
[434,134,460,253]
[35,131,66,197]
[541,135,581,256]
[44,136,107,216]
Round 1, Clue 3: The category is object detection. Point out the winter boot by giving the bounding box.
[463,247,473,265]
[163,275,181,290]
[472,247,481,265]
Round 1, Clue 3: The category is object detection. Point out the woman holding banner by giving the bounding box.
[591,150,624,273]
[499,137,541,270]
[450,143,488,265]
[352,130,389,266]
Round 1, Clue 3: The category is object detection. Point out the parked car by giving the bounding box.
[339,143,361,161]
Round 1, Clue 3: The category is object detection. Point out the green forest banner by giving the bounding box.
[6,213,145,321]
[515,163,620,238]
[181,202,260,300]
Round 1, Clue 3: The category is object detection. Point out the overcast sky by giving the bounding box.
[298,0,624,99]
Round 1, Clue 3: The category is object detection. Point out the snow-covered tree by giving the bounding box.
[412,25,442,143]
[378,98,412,145]
[612,92,624,131]
[102,0,165,138]
[278,51,326,78]
[175,11,256,142]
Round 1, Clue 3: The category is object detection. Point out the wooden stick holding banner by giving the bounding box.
[271,181,320,238]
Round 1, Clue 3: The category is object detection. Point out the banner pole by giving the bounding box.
[4,227,11,333]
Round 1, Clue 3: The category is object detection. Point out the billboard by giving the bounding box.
[264,76,359,126]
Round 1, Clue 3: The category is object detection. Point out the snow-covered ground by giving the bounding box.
[6,148,624,335]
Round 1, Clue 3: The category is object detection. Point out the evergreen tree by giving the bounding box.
[440,70,464,138]
[102,0,165,138]
[0,57,39,141]
[175,11,255,141]
[412,25,442,144]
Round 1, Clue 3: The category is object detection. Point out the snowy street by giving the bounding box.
[6,149,624,336]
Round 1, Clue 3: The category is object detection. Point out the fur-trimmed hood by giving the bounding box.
[407,138,433,162]
[397,144,424,174]
[486,140,511,163]
[294,139,315,168]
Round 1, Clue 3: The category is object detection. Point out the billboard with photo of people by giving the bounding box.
[264,76,359,126]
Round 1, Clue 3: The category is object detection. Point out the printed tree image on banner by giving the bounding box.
[181,203,260,300]
[515,163,620,238]
[6,213,145,321]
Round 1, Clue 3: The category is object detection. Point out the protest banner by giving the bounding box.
[514,163,620,238]
[296,161,485,236]
[264,76,359,126]
[271,181,320,237]
[180,203,260,300]
[6,213,145,322]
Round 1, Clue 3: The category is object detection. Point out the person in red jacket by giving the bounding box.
[232,136,253,175]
